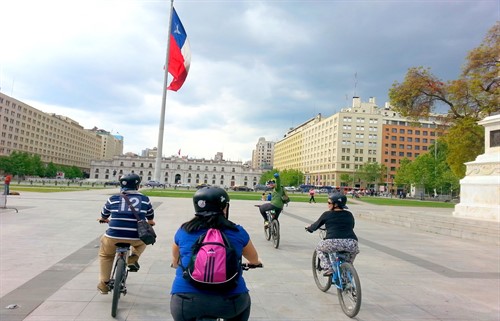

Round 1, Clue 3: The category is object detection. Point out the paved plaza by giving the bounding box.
[1,189,499,321]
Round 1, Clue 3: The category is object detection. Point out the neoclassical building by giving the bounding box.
[90,154,264,188]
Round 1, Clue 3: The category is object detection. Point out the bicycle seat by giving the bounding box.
[115,243,131,248]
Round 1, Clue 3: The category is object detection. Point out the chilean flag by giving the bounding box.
[167,8,191,91]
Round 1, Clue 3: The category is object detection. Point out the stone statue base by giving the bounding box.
[453,115,500,221]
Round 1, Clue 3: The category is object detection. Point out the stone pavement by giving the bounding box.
[0,189,499,321]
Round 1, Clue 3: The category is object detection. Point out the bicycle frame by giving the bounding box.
[328,252,348,288]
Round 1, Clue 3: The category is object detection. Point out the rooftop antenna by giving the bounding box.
[353,72,358,97]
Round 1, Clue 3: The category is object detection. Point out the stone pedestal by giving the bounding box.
[453,115,500,221]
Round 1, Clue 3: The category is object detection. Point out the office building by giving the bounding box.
[0,92,123,171]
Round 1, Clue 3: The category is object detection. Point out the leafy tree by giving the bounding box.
[394,158,413,190]
[45,162,58,178]
[395,141,459,195]
[260,169,304,187]
[358,162,384,187]
[388,22,499,178]
[340,173,352,186]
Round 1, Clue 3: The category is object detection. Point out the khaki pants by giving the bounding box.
[99,235,146,282]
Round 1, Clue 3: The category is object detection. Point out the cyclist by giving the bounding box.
[170,186,262,321]
[97,173,156,294]
[257,172,285,226]
[305,192,359,276]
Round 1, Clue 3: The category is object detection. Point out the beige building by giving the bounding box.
[274,97,384,187]
[90,153,264,187]
[0,92,123,171]
[274,96,445,188]
[251,137,275,169]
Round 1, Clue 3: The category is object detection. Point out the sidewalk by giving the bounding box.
[1,190,499,320]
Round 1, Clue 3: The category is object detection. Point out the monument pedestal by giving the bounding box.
[453,115,500,221]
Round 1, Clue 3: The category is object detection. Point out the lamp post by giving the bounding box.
[351,142,356,195]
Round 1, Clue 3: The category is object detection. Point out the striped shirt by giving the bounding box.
[101,191,155,240]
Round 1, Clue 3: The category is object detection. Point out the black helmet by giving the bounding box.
[193,186,230,217]
[329,192,348,209]
[119,173,141,191]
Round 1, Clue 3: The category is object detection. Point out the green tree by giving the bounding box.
[45,162,58,178]
[388,22,499,178]
[358,162,384,187]
[340,173,352,186]
[260,169,304,187]
[394,158,413,190]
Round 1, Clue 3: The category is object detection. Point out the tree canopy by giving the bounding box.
[389,22,499,177]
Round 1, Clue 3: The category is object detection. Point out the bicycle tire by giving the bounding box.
[337,262,361,318]
[111,258,126,317]
[264,222,271,241]
[271,220,280,249]
[311,250,331,292]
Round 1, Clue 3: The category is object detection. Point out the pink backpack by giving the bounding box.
[183,228,241,290]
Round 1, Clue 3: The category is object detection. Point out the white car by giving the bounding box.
[284,186,297,191]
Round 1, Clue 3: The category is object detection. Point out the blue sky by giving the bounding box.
[0,0,498,161]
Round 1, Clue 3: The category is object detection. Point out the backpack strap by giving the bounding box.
[121,193,141,221]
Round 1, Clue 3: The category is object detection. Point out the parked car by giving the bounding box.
[174,183,191,189]
[232,186,254,192]
[104,181,120,187]
[145,180,164,188]
[284,186,297,191]
[254,184,271,191]
[196,183,210,189]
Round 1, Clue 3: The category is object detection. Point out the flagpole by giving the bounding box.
[154,0,175,182]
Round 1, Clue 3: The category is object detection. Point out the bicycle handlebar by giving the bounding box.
[241,263,263,270]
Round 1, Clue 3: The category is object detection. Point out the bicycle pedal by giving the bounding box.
[128,265,139,272]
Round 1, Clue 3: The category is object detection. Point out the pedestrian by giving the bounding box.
[96,173,156,294]
[261,192,266,201]
[3,174,12,195]
[309,188,316,203]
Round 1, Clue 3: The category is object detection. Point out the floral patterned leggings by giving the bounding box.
[316,238,359,270]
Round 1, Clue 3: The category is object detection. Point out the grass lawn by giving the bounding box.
[6,185,455,208]
[7,185,105,193]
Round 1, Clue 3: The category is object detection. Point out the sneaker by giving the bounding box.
[323,268,333,276]
[127,254,140,272]
[97,281,110,294]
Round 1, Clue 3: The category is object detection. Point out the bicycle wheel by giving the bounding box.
[337,262,361,318]
[271,220,280,249]
[264,221,271,241]
[311,250,331,292]
[111,258,126,317]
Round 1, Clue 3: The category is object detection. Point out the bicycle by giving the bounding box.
[197,263,263,321]
[98,219,133,318]
[254,205,280,248]
[109,242,131,317]
[309,228,362,318]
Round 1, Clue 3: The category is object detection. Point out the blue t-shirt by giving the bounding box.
[171,225,250,295]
